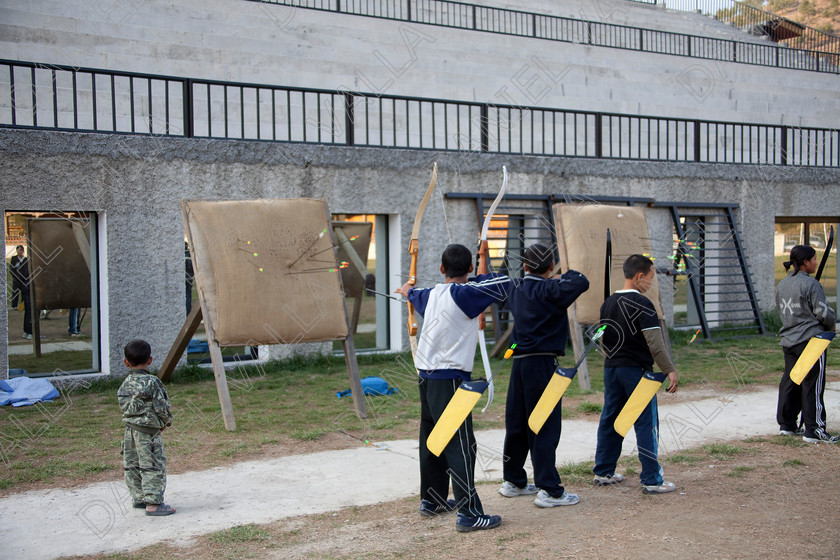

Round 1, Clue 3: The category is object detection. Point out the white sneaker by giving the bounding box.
[593,473,624,485]
[498,481,539,497]
[534,489,579,507]
[642,481,677,494]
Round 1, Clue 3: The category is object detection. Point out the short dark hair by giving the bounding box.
[623,254,654,279]
[441,244,472,278]
[15,245,23,251]
[784,245,816,276]
[523,243,553,274]
[124,339,152,367]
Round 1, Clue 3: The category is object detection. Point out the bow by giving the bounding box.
[816,225,834,282]
[407,163,438,362]
[477,166,509,412]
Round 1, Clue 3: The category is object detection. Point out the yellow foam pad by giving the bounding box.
[614,372,667,437]
[426,380,488,457]
[790,332,835,385]
[528,372,574,435]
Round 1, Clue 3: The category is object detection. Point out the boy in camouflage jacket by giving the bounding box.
[117,340,176,516]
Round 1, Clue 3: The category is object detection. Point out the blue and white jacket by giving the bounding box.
[408,273,511,380]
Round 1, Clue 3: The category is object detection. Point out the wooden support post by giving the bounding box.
[158,304,203,382]
[490,323,514,358]
[553,209,590,389]
[350,296,363,335]
[196,307,236,431]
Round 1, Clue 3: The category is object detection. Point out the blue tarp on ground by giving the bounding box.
[0,377,60,407]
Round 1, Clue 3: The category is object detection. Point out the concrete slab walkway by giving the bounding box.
[2,382,839,560]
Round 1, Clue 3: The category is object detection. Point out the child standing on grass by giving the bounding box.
[117,339,176,516]
[775,245,838,443]
[396,243,511,532]
[592,254,678,494]
[499,243,589,508]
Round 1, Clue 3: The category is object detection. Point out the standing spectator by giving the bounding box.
[9,245,32,339]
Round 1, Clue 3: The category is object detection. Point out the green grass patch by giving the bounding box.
[727,465,755,477]
[208,524,272,544]
[664,453,703,465]
[576,401,603,414]
[783,458,806,467]
[703,443,743,460]
[289,428,327,441]
[768,435,809,447]
[556,460,595,484]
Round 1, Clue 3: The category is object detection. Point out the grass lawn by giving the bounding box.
[1,332,837,494]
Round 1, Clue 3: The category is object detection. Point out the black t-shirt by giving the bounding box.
[599,289,659,370]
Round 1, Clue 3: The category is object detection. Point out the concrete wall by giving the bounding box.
[0,0,837,130]
[2,128,839,376]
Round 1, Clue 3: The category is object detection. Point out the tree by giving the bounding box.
[798,0,816,16]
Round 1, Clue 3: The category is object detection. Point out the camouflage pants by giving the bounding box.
[122,427,167,505]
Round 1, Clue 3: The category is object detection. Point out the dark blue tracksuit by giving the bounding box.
[503,271,589,497]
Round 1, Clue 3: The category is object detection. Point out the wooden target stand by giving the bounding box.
[157,202,368,431]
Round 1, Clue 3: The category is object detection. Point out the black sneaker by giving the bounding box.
[419,499,457,517]
[455,513,502,532]
[803,431,840,444]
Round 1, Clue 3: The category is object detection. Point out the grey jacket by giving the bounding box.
[775,270,836,347]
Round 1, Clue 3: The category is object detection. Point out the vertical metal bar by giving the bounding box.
[165,80,170,135]
[30,66,36,127]
[256,88,261,140]
[781,125,788,166]
[594,113,602,158]
[148,78,153,134]
[92,74,99,130]
[183,79,193,138]
[207,83,212,137]
[302,91,307,142]
[224,85,229,137]
[480,103,489,152]
[51,69,57,127]
[9,65,16,125]
[240,86,245,139]
[286,89,291,141]
[392,98,396,146]
[419,100,423,148]
[271,88,276,140]
[344,91,354,146]
[129,76,134,132]
[432,101,436,148]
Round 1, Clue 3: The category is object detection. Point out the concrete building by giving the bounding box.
[1,0,838,378]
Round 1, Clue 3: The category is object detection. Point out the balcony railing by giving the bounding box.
[1,59,837,167]
[248,0,839,73]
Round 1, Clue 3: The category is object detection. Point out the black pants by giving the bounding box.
[21,290,32,335]
[503,355,565,497]
[418,377,484,517]
[778,341,828,436]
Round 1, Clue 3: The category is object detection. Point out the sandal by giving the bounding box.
[132,502,146,509]
[145,503,176,516]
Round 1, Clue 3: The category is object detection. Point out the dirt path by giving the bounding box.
[2,383,839,560]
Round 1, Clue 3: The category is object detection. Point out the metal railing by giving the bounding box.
[1,59,837,167]
[248,0,838,73]
[655,0,840,55]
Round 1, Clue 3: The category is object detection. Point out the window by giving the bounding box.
[5,211,100,376]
